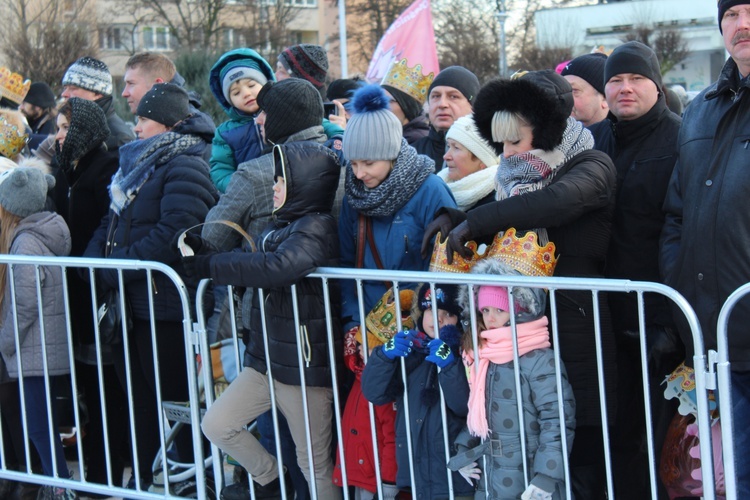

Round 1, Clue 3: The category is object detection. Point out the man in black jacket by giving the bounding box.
[412,66,478,171]
[661,1,750,495]
[590,41,682,499]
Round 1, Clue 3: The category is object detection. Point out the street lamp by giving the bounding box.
[495,0,508,77]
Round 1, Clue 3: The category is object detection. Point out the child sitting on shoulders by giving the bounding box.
[208,48,276,192]
[361,283,474,499]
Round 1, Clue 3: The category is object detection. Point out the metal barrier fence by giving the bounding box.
[0,256,734,499]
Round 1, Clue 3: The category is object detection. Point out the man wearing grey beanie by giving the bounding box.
[589,40,682,499]
[412,66,479,171]
[662,2,750,496]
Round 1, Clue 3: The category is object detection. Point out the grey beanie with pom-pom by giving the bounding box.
[0,166,54,218]
[343,84,403,161]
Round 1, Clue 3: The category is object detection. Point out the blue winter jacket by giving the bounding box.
[338,174,456,331]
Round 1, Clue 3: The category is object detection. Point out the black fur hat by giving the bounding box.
[473,70,573,152]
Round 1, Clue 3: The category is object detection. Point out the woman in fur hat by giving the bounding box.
[421,70,618,497]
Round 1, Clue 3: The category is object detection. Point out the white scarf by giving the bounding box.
[438,164,498,211]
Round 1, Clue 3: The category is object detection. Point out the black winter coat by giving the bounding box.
[97,95,135,150]
[207,141,342,387]
[412,126,445,171]
[591,97,681,331]
[661,58,750,370]
[53,145,119,348]
[465,149,618,427]
[85,112,218,322]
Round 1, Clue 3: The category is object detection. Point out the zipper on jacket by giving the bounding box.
[152,276,159,295]
[404,235,408,254]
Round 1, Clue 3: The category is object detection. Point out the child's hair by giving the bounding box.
[0,204,22,311]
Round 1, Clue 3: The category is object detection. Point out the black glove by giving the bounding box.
[182,254,213,281]
[421,213,453,259]
[445,220,474,264]
[421,207,469,259]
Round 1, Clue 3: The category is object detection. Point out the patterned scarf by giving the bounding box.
[495,117,593,243]
[438,165,498,211]
[463,317,551,439]
[109,132,203,214]
[345,138,434,217]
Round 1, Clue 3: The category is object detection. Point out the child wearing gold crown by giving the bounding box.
[361,283,474,499]
[449,255,576,500]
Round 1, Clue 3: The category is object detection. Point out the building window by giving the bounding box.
[284,0,317,7]
[142,26,171,50]
[99,25,129,50]
[222,28,247,50]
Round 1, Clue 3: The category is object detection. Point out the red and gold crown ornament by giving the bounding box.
[0,67,31,105]
[380,58,435,104]
[429,228,558,277]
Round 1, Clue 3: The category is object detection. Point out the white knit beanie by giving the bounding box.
[446,115,499,168]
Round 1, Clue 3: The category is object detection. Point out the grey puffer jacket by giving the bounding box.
[0,212,72,377]
[451,257,576,499]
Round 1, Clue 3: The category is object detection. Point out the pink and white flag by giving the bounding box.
[366,0,439,82]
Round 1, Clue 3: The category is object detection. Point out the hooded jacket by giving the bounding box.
[97,95,136,150]
[207,141,342,387]
[0,212,72,377]
[84,111,218,322]
[208,48,276,192]
[451,257,576,499]
[661,57,750,370]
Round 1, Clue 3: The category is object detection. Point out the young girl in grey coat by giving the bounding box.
[0,166,75,499]
[449,251,576,500]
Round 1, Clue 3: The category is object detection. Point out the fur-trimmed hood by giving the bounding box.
[473,70,574,153]
[457,257,548,326]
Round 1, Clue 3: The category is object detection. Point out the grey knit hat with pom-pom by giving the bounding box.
[343,84,403,161]
[0,166,55,217]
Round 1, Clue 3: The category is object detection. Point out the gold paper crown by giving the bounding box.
[429,228,558,277]
[0,112,28,160]
[380,59,435,104]
[0,67,31,105]
[356,288,416,348]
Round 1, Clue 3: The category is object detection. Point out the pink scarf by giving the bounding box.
[463,317,551,439]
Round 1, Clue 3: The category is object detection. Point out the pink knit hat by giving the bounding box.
[477,285,510,312]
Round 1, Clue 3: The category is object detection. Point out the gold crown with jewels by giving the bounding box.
[0,111,28,160]
[380,58,435,104]
[429,228,558,277]
[0,67,31,105]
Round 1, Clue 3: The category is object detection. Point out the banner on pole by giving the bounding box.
[366,0,439,82]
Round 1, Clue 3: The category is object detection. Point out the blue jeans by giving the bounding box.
[256,410,310,500]
[22,376,69,478]
[732,370,750,496]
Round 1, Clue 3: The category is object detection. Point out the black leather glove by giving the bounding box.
[421,213,453,259]
[445,220,474,264]
[420,208,469,259]
[182,254,213,281]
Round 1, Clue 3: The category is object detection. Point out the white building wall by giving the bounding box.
[535,0,725,91]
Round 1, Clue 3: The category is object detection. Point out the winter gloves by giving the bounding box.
[521,484,553,500]
[172,231,218,281]
[425,338,455,368]
[382,330,414,360]
[419,208,476,264]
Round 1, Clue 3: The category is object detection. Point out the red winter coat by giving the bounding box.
[333,335,397,491]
